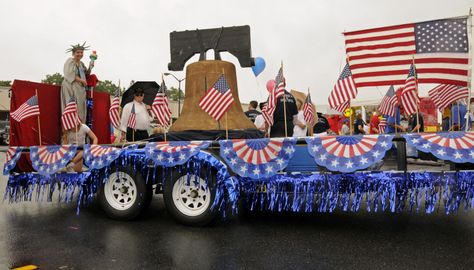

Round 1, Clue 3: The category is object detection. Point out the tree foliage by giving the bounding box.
[167,86,185,101]
[42,73,64,85]
[96,80,122,94]
[0,80,11,87]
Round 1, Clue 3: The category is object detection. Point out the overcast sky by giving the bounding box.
[0,0,472,105]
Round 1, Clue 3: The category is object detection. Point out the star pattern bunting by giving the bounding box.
[30,145,77,175]
[144,141,210,167]
[306,135,394,173]
[3,146,24,175]
[403,132,474,163]
[219,138,297,179]
[84,144,125,170]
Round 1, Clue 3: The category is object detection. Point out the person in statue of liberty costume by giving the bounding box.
[61,42,93,123]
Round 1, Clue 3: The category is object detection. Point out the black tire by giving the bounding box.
[163,168,217,226]
[98,165,152,220]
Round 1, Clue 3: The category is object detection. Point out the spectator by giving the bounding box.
[408,112,424,132]
[254,102,268,135]
[369,112,380,134]
[442,107,451,131]
[293,100,307,137]
[341,118,350,135]
[450,102,468,131]
[270,90,298,137]
[313,112,330,135]
[245,100,261,122]
[385,107,405,133]
[353,111,365,134]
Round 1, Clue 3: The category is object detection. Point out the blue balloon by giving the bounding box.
[251,57,266,77]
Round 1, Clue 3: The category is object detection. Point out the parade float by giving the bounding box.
[3,19,474,226]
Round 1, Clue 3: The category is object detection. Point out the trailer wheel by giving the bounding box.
[99,166,152,220]
[163,170,217,226]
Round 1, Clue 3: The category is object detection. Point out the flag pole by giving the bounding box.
[466,8,473,131]
[162,73,168,142]
[281,61,288,137]
[307,87,314,136]
[413,55,420,133]
[35,89,42,146]
[222,68,229,140]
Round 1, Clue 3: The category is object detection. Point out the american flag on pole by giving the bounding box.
[61,97,81,130]
[428,84,469,110]
[378,118,387,134]
[378,85,399,117]
[400,63,419,115]
[127,104,137,130]
[273,66,286,101]
[303,93,315,124]
[199,74,234,121]
[10,95,40,122]
[109,92,121,129]
[344,17,469,88]
[151,81,172,126]
[262,66,287,125]
[328,63,358,112]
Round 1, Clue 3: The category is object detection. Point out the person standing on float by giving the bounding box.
[61,42,92,123]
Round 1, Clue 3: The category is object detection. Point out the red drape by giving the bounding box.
[10,80,111,172]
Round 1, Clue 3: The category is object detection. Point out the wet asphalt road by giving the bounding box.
[1,155,474,270]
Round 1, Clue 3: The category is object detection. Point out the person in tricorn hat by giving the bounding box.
[61,42,92,124]
[119,88,153,142]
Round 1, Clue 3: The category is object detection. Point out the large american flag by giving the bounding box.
[199,74,234,121]
[328,63,358,112]
[109,92,121,129]
[303,93,315,125]
[344,17,469,88]
[151,81,172,126]
[11,95,40,122]
[428,84,469,110]
[61,97,81,130]
[127,103,137,129]
[400,64,419,115]
[378,85,399,117]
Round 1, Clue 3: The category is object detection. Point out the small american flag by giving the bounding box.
[152,81,172,126]
[378,86,399,117]
[400,63,419,115]
[328,63,358,111]
[199,74,234,121]
[11,95,40,122]
[378,118,387,134]
[263,66,286,125]
[273,67,285,101]
[344,17,469,88]
[333,100,350,113]
[61,97,81,130]
[127,103,137,130]
[428,84,469,111]
[109,92,121,129]
[303,93,315,124]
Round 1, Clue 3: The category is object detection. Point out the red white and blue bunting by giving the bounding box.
[403,132,474,163]
[306,135,394,173]
[219,138,297,179]
[144,141,210,167]
[84,144,125,170]
[30,145,77,175]
[3,146,24,175]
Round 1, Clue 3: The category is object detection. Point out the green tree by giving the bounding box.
[167,86,185,101]
[96,80,121,94]
[42,73,64,85]
[0,80,11,87]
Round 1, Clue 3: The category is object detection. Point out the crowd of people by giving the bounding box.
[245,96,474,138]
